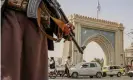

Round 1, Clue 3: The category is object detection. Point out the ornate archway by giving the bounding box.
[62,14,124,66]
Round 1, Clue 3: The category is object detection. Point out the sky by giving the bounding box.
[48,0,133,62]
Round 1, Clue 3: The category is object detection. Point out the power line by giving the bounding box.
[124,32,133,41]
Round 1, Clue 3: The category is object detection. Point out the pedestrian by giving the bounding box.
[50,57,56,70]
[1,0,74,80]
[64,56,72,77]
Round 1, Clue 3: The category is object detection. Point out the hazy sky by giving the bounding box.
[48,0,133,62]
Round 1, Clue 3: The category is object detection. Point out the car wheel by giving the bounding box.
[110,75,113,77]
[117,72,121,77]
[96,72,102,78]
[102,72,107,77]
[71,72,78,78]
[90,76,93,78]
[128,73,133,77]
[49,72,56,79]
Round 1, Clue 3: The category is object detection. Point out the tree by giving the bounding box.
[91,58,104,67]
[83,60,86,62]
[130,29,133,34]
[127,29,133,39]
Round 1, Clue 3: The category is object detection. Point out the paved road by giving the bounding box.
[49,76,133,80]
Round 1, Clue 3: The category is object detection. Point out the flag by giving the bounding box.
[97,0,101,18]
[97,0,101,12]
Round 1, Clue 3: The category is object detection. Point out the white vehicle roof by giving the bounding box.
[77,62,99,64]
[74,62,100,67]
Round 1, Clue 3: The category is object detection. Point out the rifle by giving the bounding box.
[59,9,85,54]
[27,0,85,54]
[44,0,85,54]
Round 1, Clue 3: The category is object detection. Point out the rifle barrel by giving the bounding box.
[69,33,83,54]
[59,8,75,36]
[59,8,84,54]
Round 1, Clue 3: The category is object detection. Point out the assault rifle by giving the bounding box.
[27,0,85,54]
[44,0,85,54]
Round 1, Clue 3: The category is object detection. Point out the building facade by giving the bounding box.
[125,42,133,66]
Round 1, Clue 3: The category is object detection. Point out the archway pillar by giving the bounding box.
[114,25,124,65]
[72,22,83,64]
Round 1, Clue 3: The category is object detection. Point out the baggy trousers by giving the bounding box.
[1,9,48,80]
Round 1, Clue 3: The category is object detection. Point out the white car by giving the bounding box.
[69,62,102,78]
[128,70,133,77]
[102,65,124,77]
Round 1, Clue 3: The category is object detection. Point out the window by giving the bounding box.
[115,66,121,69]
[90,63,96,68]
[95,63,97,67]
[111,66,121,69]
[81,63,89,68]
[110,66,114,69]
[113,66,117,69]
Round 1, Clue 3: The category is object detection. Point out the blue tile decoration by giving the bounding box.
[81,27,115,48]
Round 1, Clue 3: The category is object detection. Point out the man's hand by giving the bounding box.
[50,17,75,41]
[63,23,74,35]
[63,23,75,41]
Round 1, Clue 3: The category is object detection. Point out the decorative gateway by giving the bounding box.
[2,0,84,54]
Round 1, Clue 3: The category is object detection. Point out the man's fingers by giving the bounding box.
[64,26,71,36]
[66,23,75,30]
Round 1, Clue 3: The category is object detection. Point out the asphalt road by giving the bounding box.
[49,76,133,80]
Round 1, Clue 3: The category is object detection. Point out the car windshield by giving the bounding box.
[74,63,84,67]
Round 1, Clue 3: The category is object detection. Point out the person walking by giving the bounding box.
[50,57,56,70]
[64,56,71,77]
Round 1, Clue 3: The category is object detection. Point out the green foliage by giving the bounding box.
[91,58,104,67]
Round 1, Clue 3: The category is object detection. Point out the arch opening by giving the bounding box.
[83,41,105,66]
[82,34,115,66]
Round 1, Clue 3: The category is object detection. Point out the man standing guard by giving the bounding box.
[1,0,74,80]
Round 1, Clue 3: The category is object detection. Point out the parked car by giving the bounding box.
[102,65,124,77]
[69,62,102,78]
[127,70,133,77]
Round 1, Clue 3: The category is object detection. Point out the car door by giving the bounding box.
[115,66,123,74]
[109,66,117,75]
[88,63,98,75]
[108,66,114,75]
[113,66,120,74]
[79,63,90,75]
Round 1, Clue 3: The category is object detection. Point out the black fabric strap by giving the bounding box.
[1,0,8,26]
